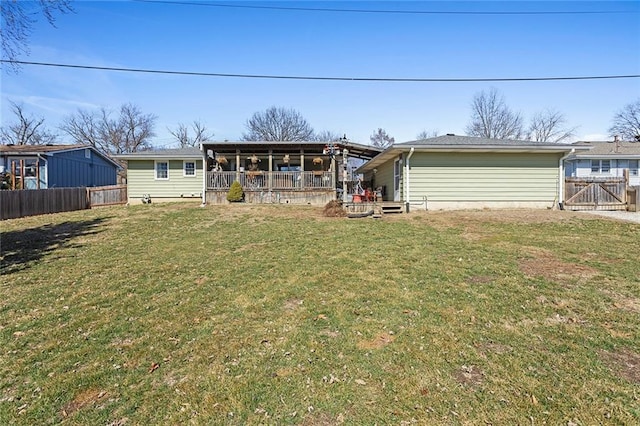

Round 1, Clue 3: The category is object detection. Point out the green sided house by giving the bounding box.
[116,148,204,204]
[357,134,585,210]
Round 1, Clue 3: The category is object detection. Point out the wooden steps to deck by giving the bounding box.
[380,204,404,214]
[344,202,406,216]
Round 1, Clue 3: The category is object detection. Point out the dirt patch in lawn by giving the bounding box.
[283,298,304,311]
[208,204,326,221]
[407,209,590,226]
[601,290,640,314]
[454,365,484,389]
[599,349,640,384]
[468,275,496,285]
[61,389,107,417]
[518,247,598,282]
[357,332,395,350]
[301,412,346,426]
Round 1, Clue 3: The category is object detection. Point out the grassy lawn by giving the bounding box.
[1,203,639,425]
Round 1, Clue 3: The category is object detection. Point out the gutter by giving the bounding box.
[405,147,414,210]
[558,148,575,210]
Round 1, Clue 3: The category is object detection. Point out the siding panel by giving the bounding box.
[409,152,561,203]
[127,159,203,199]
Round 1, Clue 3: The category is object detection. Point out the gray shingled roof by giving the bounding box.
[358,134,580,173]
[571,140,640,157]
[0,144,89,154]
[115,147,202,159]
[398,134,564,147]
[1,144,121,168]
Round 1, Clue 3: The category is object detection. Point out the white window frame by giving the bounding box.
[183,160,196,177]
[591,159,611,174]
[155,160,169,180]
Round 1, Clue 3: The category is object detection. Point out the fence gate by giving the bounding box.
[564,177,627,211]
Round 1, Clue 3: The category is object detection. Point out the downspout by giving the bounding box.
[558,148,575,210]
[36,153,47,189]
[200,143,206,206]
[405,147,415,212]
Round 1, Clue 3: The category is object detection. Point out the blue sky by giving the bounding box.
[2,0,639,148]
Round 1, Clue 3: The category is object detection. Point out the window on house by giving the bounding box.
[155,161,169,180]
[591,159,611,174]
[183,161,196,177]
[11,159,37,177]
[85,149,91,159]
[630,160,639,176]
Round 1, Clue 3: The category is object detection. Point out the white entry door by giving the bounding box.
[394,158,401,202]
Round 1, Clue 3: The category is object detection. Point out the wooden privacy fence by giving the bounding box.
[87,185,127,207]
[1,185,127,220]
[628,186,638,212]
[564,177,628,211]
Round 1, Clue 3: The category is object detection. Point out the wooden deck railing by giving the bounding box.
[206,171,334,191]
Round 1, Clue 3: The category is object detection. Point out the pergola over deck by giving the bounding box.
[201,140,382,205]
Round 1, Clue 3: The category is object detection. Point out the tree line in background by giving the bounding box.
[2,95,639,156]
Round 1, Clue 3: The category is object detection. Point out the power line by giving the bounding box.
[133,0,637,15]
[5,60,640,83]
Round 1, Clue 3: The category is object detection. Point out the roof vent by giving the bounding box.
[446,133,455,136]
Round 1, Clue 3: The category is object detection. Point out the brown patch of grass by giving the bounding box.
[357,332,395,349]
[454,365,484,389]
[283,298,303,311]
[411,209,588,227]
[301,412,345,425]
[599,349,640,384]
[544,313,586,325]
[605,291,640,314]
[518,247,598,282]
[61,389,107,417]
[475,342,513,357]
[468,275,495,285]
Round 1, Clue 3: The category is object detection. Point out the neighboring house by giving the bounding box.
[357,134,586,210]
[565,139,640,187]
[116,148,204,204]
[201,141,381,205]
[0,144,119,189]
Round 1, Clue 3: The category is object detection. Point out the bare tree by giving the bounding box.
[59,108,100,146]
[242,106,314,141]
[1,0,73,70]
[313,130,342,142]
[416,129,439,140]
[169,120,214,148]
[609,99,640,141]
[0,101,57,145]
[370,128,395,148]
[60,103,156,154]
[528,109,577,143]
[466,88,524,140]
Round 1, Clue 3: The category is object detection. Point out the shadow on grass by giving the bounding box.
[0,218,107,275]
